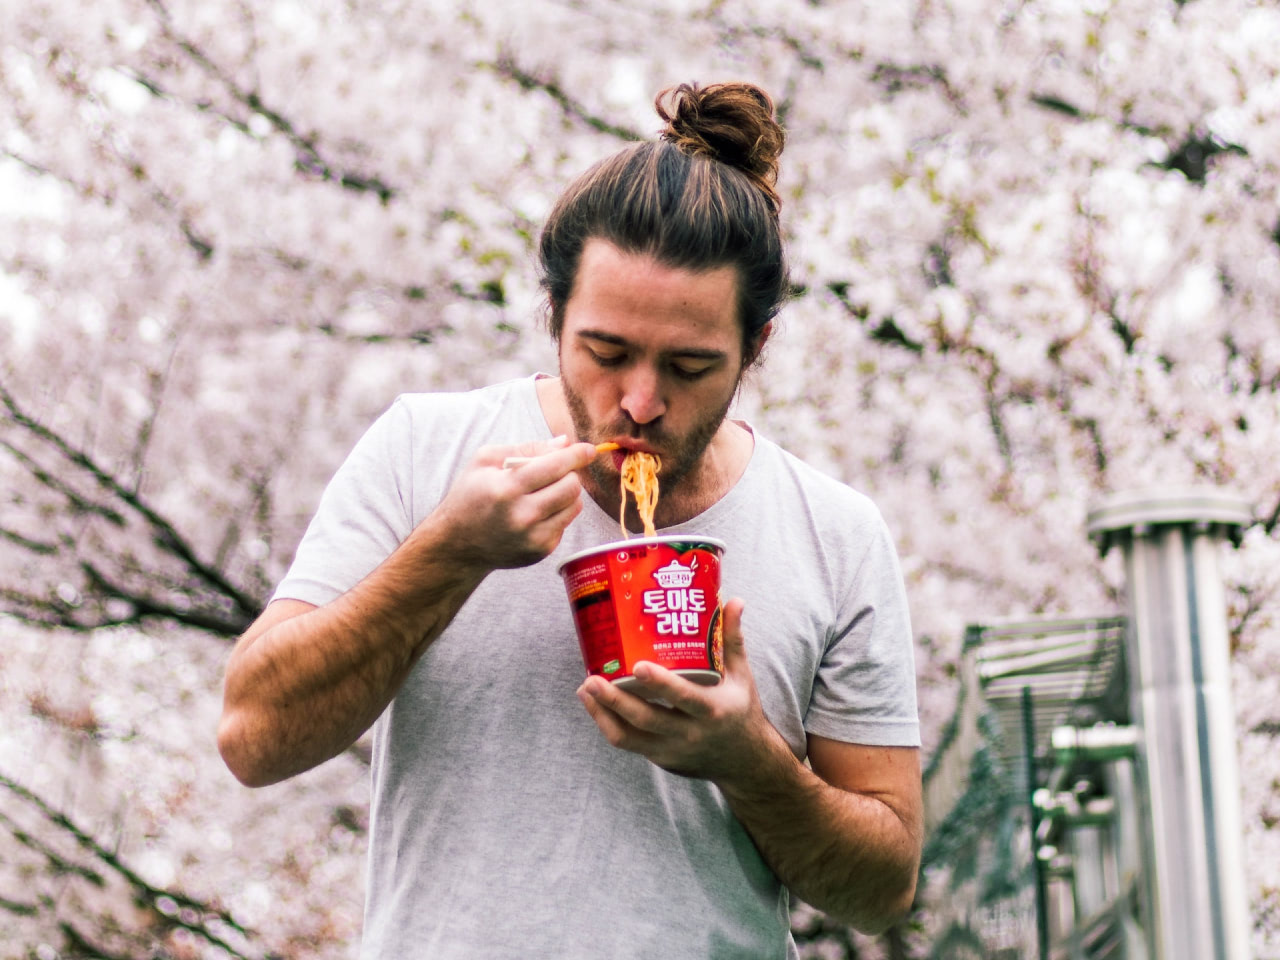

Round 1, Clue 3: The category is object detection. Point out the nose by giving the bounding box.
[619,366,666,425]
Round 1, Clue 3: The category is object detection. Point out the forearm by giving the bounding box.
[715,732,921,933]
[218,517,487,786]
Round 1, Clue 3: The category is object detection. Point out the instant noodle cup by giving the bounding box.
[558,535,726,692]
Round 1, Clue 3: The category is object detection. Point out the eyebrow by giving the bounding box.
[577,329,727,361]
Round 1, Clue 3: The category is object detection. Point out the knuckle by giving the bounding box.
[604,727,628,749]
[539,531,566,555]
[509,501,540,530]
[491,472,521,499]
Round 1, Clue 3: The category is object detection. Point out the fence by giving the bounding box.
[920,487,1254,960]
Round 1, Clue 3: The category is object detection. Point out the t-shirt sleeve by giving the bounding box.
[804,508,921,747]
[272,399,416,607]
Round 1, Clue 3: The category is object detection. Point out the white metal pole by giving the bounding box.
[1087,487,1253,960]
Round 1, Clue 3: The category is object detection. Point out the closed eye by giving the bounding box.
[586,347,627,368]
[670,363,714,380]
[670,357,721,380]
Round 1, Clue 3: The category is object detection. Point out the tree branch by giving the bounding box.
[826,282,926,353]
[0,383,263,635]
[0,772,258,957]
[0,807,108,888]
[142,0,397,203]
[1,382,260,617]
[870,61,969,115]
[489,56,646,141]
[0,526,60,555]
[237,244,512,344]
[0,895,40,918]
[31,45,217,261]
[697,15,830,125]
[1261,496,1280,537]
[985,390,1014,470]
[80,560,255,635]
[1032,94,1248,184]
[0,440,127,527]
[56,922,136,960]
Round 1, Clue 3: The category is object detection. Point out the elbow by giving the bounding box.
[827,863,917,936]
[217,710,278,788]
[852,878,917,936]
[884,867,919,926]
[869,852,921,933]
[851,810,923,934]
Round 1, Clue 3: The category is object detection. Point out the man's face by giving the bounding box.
[558,238,747,501]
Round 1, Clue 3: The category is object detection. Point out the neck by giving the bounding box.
[649,422,750,529]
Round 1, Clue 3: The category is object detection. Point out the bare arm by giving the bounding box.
[218,437,596,787]
[715,735,921,931]
[576,599,922,932]
[217,518,487,786]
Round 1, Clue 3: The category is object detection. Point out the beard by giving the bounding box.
[560,371,737,504]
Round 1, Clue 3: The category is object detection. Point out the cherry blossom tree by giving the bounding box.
[3,0,1279,956]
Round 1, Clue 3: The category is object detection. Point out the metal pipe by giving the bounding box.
[1087,486,1253,960]
[1024,685,1052,960]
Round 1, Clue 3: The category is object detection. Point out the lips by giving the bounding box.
[607,433,660,451]
[606,442,664,474]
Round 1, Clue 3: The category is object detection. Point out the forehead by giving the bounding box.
[563,239,741,350]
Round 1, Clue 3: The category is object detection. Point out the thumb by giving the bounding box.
[720,597,748,677]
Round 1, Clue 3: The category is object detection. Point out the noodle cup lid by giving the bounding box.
[557,534,727,575]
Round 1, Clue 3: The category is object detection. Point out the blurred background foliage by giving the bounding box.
[3,0,1280,956]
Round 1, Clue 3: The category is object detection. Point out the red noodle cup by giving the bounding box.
[558,535,726,692]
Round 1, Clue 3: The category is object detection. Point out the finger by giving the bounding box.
[577,682,661,752]
[518,468,586,523]
[509,441,596,492]
[721,597,749,676]
[629,661,714,718]
[581,674,688,734]
[524,495,583,551]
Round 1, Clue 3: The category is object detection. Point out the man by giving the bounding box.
[219,82,921,958]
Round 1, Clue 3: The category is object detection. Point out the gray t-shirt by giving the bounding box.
[275,376,919,959]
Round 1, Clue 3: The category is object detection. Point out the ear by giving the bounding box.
[745,321,773,366]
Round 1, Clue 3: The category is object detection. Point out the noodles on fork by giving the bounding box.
[619,452,661,538]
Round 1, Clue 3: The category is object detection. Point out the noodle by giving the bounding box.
[619,452,661,538]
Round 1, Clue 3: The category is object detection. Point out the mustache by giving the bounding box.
[598,420,672,444]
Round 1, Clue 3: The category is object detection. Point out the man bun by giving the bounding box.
[540,79,789,354]
[655,82,786,215]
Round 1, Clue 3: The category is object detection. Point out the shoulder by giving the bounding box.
[389,376,535,421]
[728,430,902,608]
[356,377,544,524]
[749,432,887,534]
[743,431,905,604]
[373,377,541,449]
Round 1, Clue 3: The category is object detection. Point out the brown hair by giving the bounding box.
[539,81,789,360]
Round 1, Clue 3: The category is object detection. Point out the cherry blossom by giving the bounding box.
[3,0,1279,955]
